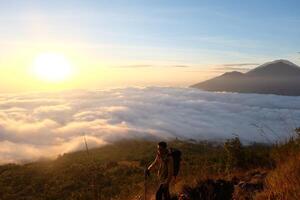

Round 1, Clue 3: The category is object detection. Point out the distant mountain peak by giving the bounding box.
[221,71,244,77]
[191,59,300,96]
[246,59,300,77]
[259,59,299,67]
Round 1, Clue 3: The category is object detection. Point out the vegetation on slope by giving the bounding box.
[0,130,299,200]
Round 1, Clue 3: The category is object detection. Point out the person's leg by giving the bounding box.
[162,184,170,200]
[156,184,163,200]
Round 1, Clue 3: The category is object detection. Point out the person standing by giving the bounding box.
[146,141,174,200]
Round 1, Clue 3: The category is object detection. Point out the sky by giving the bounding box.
[0,0,300,92]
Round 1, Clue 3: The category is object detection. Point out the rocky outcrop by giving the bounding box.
[176,170,267,200]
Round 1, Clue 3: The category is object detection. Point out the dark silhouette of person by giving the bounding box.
[146,141,174,200]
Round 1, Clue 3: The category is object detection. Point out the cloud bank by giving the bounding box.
[1,87,300,164]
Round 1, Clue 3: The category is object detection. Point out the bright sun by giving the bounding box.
[32,53,73,82]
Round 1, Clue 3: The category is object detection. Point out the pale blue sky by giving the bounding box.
[1,0,300,64]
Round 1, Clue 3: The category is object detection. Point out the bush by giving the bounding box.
[224,137,243,170]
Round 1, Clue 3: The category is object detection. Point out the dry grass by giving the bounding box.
[255,135,300,200]
[256,153,300,200]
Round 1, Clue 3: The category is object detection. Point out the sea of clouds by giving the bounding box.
[1,86,300,164]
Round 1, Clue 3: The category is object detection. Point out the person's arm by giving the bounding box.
[147,155,158,172]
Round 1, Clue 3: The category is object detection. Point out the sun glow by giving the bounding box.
[32,53,73,82]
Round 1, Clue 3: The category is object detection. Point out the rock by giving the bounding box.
[233,171,267,200]
[181,179,234,200]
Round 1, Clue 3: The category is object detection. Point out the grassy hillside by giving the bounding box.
[0,134,299,200]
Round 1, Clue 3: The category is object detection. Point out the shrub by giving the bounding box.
[224,137,244,170]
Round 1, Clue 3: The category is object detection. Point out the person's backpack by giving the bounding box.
[169,148,182,177]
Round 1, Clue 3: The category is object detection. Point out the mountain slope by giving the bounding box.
[0,139,273,200]
[191,60,300,96]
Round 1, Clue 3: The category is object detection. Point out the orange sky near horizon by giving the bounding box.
[0,46,236,93]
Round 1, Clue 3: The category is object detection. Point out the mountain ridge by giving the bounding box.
[191,60,300,96]
[246,59,300,77]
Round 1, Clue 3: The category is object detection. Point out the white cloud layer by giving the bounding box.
[1,87,300,164]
